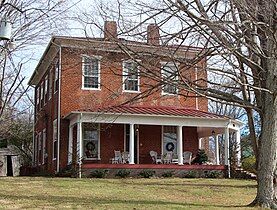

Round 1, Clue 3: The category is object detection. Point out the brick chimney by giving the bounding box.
[104,21,117,40]
[147,24,160,45]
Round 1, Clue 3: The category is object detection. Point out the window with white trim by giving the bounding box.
[42,128,47,164]
[163,126,177,155]
[54,60,59,93]
[123,61,139,92]
[44,75,48,104]
[82,56,100,89]
[49,70,53,100]
[40,81,44,107]
[161,62,178,94]
[83,123,100,159]
[36,87,40,107]
[38,132,42,165]
[53,119,57,160]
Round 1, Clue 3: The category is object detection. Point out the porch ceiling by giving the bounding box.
[65,106,242,129]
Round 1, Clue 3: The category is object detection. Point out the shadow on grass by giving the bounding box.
[0,193,249,209]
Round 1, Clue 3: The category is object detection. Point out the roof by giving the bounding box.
[76,105,226,120]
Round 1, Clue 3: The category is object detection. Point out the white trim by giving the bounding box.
[161,126,164,155]
[42,128,46,165]
[81,55,101,90]
[177,126,183,165]
[122,60,140,93]
[129,123,135,164]
[136,125,140,164]
[68,124,73,164]
[44,75,48,105]
[53,119,58,161]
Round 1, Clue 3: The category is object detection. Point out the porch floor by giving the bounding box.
[82,163,225,170]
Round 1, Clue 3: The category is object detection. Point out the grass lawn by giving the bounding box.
[0,177,258,209]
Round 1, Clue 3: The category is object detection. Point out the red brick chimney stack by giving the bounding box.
[147,24,160,45]
[104,21,117,40]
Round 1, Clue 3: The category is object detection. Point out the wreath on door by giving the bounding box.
[166,142,175,151]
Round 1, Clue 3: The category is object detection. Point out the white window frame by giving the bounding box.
[40,81,44,106]
[54,60,59,94]
[44,75,48,105]
[53,119,57,160]
[81,55,101,90]
[38,132,42,165]
[49,70,53,100]
[161,62,179,95]
[122,60,140,93]
[42,128,46,164]
[36,87,40,106]
[161,125,178,156]
[82,123,101,160]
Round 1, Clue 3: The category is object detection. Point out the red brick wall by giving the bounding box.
[138,125,162,164]
[60,47,207,118]
[99,124,124,163]
[183,127,199,156]
[59,119,69,169]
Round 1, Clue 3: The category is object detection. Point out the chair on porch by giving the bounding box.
[149,151,162,164]
[111,150,123,164]
[183,151,192,165]
[163,152,173,164]
[121,151,130,164]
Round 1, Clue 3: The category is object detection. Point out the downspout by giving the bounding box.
[56,45,62,173]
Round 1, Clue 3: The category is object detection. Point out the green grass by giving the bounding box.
[0,177,258,209]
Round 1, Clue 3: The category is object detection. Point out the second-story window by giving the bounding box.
[49,70,53,100]
[44,75,48,105]
[40,81,44,107]
[161,62,178,95]
[82,56,100,89]
[123,61,139,92]
[36,87,40,107]
[54,60,59,93]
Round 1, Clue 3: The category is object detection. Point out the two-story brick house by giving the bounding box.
[28,21,242,176]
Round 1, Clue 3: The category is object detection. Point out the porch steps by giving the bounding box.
[234,168,256,180]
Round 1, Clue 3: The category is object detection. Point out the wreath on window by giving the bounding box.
[166,142,175,151]
[86,141,96,151]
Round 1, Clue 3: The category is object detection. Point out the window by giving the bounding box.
[36,87,40,106]
[54,60,59,93]
[123,61,139,92]
[34,134,38,165]
[40,81,44,107]
[38,132,42,165]
[42,129,47,164]
[161,62,178,94]
[44,75,48,104]
[163,126,177,155]
[49,70,53,100]
[82,56,100,89]
[53,119,58,160]
[83,123,100,159]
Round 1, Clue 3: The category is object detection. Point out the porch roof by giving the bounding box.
[76,105,226,119]
[65,105,243,132]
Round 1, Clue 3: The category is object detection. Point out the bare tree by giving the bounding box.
[76,0,277,208]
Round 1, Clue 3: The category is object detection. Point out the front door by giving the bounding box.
[7,156,13,176]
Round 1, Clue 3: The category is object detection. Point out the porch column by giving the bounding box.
[68,125,73,164]
[129,123,135,164]
[198,138,202,149]
[215,134,220,165]
[177,126,183,165]
[77,114,83,178]
[224,127,230,178]
[235,130,241,166]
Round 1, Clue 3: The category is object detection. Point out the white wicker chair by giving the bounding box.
[183,151,192,165]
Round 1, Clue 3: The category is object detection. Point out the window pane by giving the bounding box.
[84,77,99,88]
[124,61,139,91]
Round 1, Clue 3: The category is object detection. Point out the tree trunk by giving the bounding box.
[251,69,277,208]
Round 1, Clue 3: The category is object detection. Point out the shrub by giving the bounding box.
[90,169,109,178]
[193,149,208,165]
[115,169,131,178]
[183,170,197,178]
[162,170,174,178]
[205,170,222,178]
[138,170,155,178]
[242,156,256,174]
